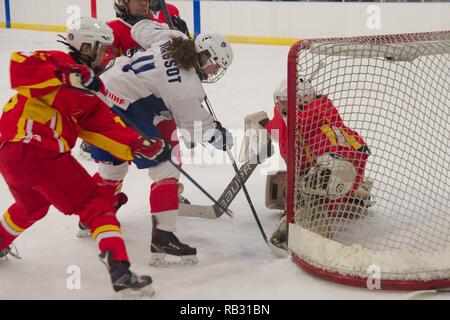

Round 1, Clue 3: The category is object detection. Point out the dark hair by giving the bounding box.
[167,36,198,71]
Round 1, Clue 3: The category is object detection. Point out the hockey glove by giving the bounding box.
[172,16,190,37]
[132,136,172,163]
[55,63,102,92]
[208,121,233,151]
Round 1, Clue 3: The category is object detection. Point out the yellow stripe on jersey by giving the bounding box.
[4,211,24,233]
[113,116,127,127]
[79,129,134,161]
[21,92,59,124]
[320,124,338,146]
[11,117,26,143]
[3,95,19,113]
[341,129,363,151]
[92,225,121,239]
[14,78,62,98]
[11,52,27,63]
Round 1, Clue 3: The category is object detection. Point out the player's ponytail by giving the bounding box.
[167,36,198,71]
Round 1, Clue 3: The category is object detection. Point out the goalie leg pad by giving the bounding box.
[265,171,287,210]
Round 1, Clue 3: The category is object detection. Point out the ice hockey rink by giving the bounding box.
[0,28,448,300]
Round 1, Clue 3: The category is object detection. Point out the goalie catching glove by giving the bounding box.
[131,136,172,163]
[55,63,103,92]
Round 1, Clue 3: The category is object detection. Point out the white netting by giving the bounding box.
[287,31,450,288]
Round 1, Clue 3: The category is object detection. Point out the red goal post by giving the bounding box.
[286,31,450,290]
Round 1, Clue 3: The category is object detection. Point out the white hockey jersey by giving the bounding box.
[100,19,215,141]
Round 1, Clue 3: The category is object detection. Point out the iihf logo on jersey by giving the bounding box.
[221,41,227,48]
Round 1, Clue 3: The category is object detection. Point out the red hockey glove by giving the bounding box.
[55,63,102,92]
[131,136,172,163]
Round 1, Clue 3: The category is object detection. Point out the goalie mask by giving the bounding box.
[302,153,357,200]
[64,17,116,72]
[195,33,233,83]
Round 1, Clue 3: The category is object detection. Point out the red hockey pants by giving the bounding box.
[0,142,129,261]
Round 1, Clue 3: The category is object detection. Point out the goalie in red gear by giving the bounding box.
[243,78,372,250]
[293,77,371,215]
[0,17,171,296]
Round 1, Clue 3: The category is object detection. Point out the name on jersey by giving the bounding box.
[160,40,181,83]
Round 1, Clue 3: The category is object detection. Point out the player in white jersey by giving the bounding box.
[97,19,234,266]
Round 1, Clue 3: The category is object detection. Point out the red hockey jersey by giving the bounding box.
[264,103,287,163]
[149,3,179,24]
[107,19,139,56]
[0,50,139,160]
[295,96,368,203]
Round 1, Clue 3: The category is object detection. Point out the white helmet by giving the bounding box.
[273,79,287,104]
[194,33,233,83]
[67,17,114,53]
[302,153,357,200]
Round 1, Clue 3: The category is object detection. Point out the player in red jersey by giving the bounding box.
[293,78,371,210]
[0,17,171,296]
[109,0,150,55]
[108,0,188,56]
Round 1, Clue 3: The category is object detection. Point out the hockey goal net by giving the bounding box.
[286,31,450,290]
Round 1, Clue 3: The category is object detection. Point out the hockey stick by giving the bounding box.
[179,161,258,219]
[203,97,288,257]
[158,0,286,257]
[203,97,268,239]
[158,0,175,29]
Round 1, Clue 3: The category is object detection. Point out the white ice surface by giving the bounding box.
[0,28,448,300]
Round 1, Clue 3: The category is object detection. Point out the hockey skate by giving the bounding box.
[269,214,288,252]
[99,250,155,298]
[77,192,128,238]
[0,244,21,261]
[149,228,198,267]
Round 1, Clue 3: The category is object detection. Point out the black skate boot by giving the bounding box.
[150,227,198,267]
[77,221,91,238]
[99,250,155,297]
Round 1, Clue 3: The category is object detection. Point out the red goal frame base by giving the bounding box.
[292,253,450,291]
